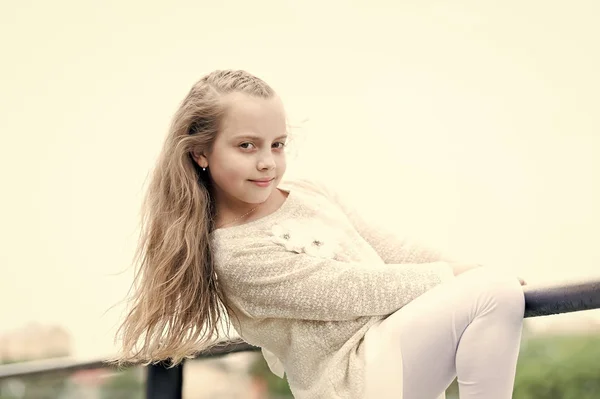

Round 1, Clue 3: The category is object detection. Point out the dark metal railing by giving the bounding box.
[523,276,600,317]
[0,340,258,380]
[1,276,598,398]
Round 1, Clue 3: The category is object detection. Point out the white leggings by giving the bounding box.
[364,266,525,399]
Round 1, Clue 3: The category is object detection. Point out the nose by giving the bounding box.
[257,152,276,171]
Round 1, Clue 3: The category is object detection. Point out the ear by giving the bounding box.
[191,150,208,168]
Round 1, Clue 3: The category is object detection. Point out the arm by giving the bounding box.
[216,240,454,321]
[309,180,523,283]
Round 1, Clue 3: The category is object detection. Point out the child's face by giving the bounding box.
[202,92,288,209]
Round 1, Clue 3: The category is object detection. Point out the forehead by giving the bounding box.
[219,92,286,137]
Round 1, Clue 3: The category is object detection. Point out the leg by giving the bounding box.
[364,267,525,399]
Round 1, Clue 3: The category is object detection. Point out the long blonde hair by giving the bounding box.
[112,70,276,366]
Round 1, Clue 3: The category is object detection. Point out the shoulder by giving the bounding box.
[279,176,336,203]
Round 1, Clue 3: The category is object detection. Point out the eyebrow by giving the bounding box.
[232,134,288,141]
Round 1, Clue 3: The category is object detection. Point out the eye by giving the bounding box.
[239,142,286,150]
[239,142,255,149]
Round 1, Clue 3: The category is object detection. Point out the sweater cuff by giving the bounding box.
[431,261,455,283]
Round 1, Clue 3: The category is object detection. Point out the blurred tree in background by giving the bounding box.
[249,354,294,398]
[99,367,143,399]
[0,373,69,399]
[0,362,144,399]
[512,334,600,399]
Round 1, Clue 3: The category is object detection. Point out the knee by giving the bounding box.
[467,267,525,320]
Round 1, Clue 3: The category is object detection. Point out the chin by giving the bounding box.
[246,190,272,202]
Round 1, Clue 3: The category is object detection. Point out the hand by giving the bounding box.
[449,262,483,277]
[450,263,527,286]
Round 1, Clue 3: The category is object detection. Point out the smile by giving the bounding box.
[250,179,274,187]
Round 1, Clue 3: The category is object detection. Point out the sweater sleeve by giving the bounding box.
[309,179,457,264]
[216,240,454,321]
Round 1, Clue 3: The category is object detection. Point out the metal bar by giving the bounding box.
[0,341,259,381]
[523,276,600,318]
[0,356,108,380]
[194,340,259,358]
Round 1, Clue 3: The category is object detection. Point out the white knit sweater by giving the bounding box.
[211,178,454,398]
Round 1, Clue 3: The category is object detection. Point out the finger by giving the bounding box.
[518,277,527,286]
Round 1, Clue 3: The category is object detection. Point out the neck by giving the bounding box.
[212,193,268,229]
[216,203,261,224]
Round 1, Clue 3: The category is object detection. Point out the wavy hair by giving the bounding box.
[111,70,276,366]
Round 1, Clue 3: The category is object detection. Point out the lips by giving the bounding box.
[250,178,274,182]
[250,178,274,187]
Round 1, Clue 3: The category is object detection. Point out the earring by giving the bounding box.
[202,167,207,172]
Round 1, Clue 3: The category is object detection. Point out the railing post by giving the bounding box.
[142,341,259,398]
[146,360,183,399]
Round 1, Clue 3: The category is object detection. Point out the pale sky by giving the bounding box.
[1,0,599,358]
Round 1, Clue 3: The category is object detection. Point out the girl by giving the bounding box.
[114,69,526,399]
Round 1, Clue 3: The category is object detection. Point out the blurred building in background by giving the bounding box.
[184,352,267,399]
[0,323,72,363]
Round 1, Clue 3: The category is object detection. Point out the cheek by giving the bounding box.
[213,153,250,180]
[278,157,287,172]
[216,163,245,182]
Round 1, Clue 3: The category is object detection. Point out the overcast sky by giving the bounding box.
[1,0,599,358]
